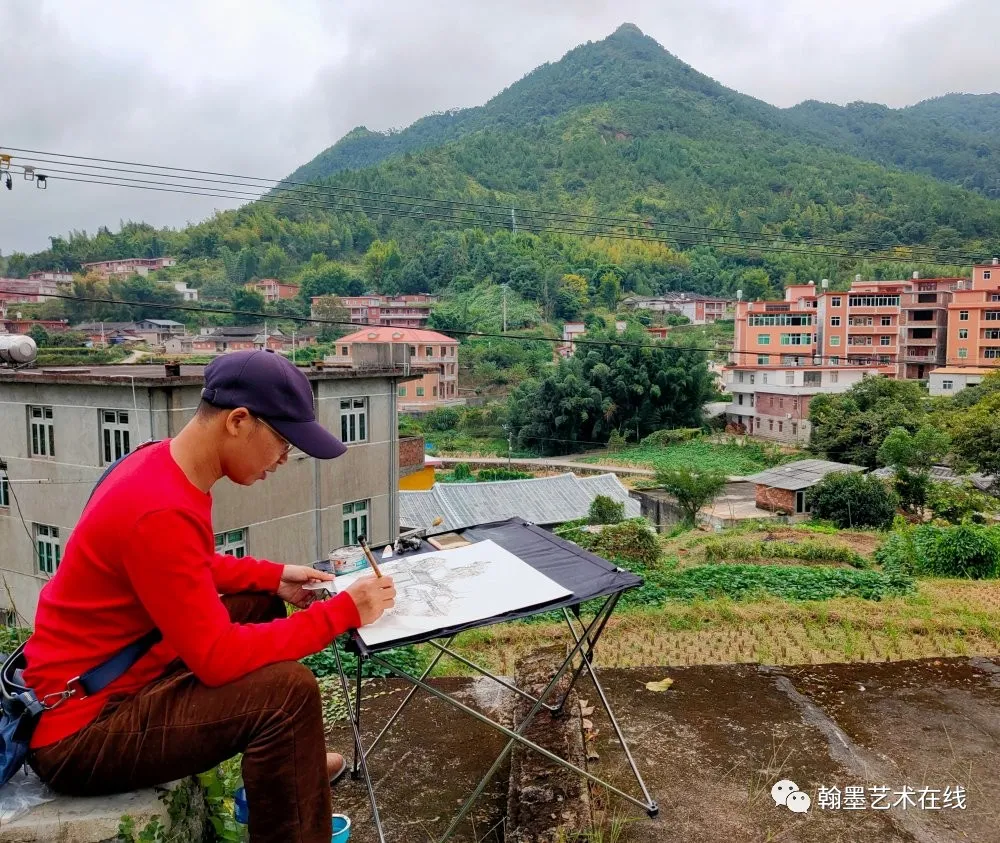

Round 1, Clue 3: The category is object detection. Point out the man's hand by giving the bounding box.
[277,565,335,609]
[344,575,396,626]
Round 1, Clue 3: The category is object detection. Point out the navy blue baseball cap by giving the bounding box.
[200,350,347,459]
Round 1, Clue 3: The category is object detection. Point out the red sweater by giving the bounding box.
[24,440,360,748]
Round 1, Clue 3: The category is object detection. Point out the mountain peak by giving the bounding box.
[610,22,646,39]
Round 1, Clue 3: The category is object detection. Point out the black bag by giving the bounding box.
[0,441,162,785]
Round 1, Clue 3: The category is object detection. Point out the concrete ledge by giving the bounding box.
[0,778,203,843]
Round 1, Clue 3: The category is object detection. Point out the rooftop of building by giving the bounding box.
[337,326,458,344]
[742,459,865,491]
[0,361,418,388]
[930,366,996,376]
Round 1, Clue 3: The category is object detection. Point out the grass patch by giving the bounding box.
[583,438,791,476]
[702,537,867,568]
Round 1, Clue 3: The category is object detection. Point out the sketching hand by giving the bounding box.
[277,564,335,609]
[345,575,396,625]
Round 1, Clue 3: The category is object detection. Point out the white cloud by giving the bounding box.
[1,0,995,255]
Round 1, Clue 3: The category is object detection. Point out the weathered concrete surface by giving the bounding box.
[506,647,591,843]
[0,778,201,843]
[326,676,514,843]
[585,658,999,843]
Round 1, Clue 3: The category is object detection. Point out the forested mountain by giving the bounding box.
[291,24,1000,200]
[7,23,1000,332]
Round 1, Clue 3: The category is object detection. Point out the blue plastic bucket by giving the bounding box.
[233,787,249,824]
[332,814,352,842]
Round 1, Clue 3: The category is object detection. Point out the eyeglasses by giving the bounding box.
[253,416,293,455]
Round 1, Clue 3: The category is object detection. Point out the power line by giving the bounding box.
[0,285,946,368]
[1,147,986,265]
[8,154,978,261]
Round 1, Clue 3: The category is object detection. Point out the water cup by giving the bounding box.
[332,813,352,842]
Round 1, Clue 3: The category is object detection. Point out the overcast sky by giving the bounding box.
[2,0,998,256]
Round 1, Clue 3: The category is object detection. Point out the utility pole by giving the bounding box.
[502,284,508,334]
[510,208,517,234]
[291,330,297,364]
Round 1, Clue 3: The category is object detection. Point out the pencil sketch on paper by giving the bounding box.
[335,539,571,647]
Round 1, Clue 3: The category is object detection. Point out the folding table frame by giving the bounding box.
[329,521,659,843]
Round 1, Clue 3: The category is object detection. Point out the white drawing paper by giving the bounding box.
[334,539,571,646]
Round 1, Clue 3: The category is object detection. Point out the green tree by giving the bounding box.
[27,325,50,348]
[310,295,352,342]
[809,377,928,468]
[949,392,1000,487]
[363,240,403,290]
[597,273,621,311]
[259,245,287,278]
[231,288,266,326]
[655,467,726,525]
[807,472,898,529]
[876,425,950,511]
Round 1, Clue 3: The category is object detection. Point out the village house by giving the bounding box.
[621,292,734,324]
[247,278,300,302]
[0,361,415,623]
[80,257,177,278]
[0,277,60,303]
[744,459,865,517]
[323,294,436,329]
[27,270,73,284]
[328,327,459,409]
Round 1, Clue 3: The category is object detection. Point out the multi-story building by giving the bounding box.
[930,259,1000,395]
[0,278,60,303]
[27,271,73,284]
[726,279,895,444]
[621,293,734,324]
[315,294,435,329]
[898,276,960,380]
[80,257,177,278]
[328,327,459,409]
[0,362,413,623]
[248,278,300,303]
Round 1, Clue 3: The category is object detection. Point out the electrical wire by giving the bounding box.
[1,151,985,265]
[1,146,985,262]
[0,467,42,572]
[0,284,921,367]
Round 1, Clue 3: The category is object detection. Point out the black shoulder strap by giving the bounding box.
[86,439,161,505]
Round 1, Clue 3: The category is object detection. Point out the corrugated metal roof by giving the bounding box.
[872,465,995,491]
[743,459,864,491]
[399,472,640,532]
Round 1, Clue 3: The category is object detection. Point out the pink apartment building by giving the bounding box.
[329,327,459,409]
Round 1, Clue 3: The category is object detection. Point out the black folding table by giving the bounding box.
[330,517,659,842]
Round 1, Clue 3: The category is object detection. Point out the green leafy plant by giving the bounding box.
[925,481,998,524]
[477,468,533,481]
[577,519,661,567]
[302,640,426,680]
[875,523,1000,579]
[588,495,625,525]
[807,472,898,530]
[640,428,702,447]
[451,462,473,481]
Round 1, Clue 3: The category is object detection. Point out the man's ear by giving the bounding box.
[224,407,253,438]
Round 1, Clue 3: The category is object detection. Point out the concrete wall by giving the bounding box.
[0,374,400,623]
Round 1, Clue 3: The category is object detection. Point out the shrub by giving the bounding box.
[477,468,532,482]
[452,462,473,481]
[641,428,702,447]
[927,524,1000,579]
[423,406,462,432]
[303,640,425,679]
[588,495,625,525]
[925,481,998,524]
[606,429,627,453]
[807,473,898,530]
[585,519,661,567]
[875,523,1000,579]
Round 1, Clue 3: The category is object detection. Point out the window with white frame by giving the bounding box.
[880,336,891,346]
[829,336,841,346]
[398,385,407,397]
[758,334,771,345]
[215,528,247,558]
[942,380,954,390]
[757,354,769,365]
[339,398,368,444]
[100,410,132,465]
[0,476,8,508]
[416,386,425,396]
[831,297,841,307]
[960,311,969,321]
[829,371,839,383]
[881,316,892,327]
[785,371,795,385]
[959,329,969,339]
[342,499,369,546]
[958,348,968,358]
[762,373,769,384]
[34,524,61,574]
[985,271,992,280]
[830,316,841,327]
[28,406,55,458]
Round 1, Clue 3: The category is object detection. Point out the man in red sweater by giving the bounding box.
[23,350,395,843]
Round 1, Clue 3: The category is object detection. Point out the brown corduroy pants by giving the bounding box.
[30,593,333,843]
